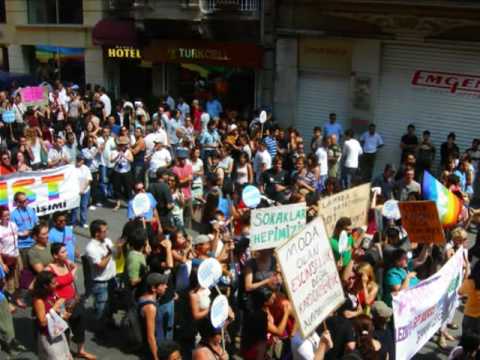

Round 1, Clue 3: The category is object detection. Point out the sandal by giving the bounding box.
[447,323,459,330]
[77,351,97,360]
[437,336,448,350]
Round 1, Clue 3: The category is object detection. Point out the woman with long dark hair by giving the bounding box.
[32,271,72,360]
[46,243,95,359]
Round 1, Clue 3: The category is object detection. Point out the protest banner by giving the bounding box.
[20,86,48,107]
[0,165,80,216]
[275,217,344,338]
[242,185,261,208]
[197,258,223,288]
[318,183,371,236]
[250,202,306,251]
[398,201,445,244]
[393,249,463,360]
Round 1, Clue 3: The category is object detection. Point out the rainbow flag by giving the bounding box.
[422,170,463,227]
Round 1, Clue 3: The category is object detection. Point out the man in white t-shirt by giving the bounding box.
[359,123,384,181]
[71,155,92,228]
[47,137,70,168]
[315,138,329,191]
[85,219,117,329]
[342,129,363,189]
[147,141,172,181]
[97,127,117,202]
[99,87,112,118]
[144,120,169,156]
[253,141,272,185]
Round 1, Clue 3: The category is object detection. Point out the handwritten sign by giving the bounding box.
[398,201,445,244]
[197,258,222,289]
[393,249,463,360]
[20,86,48,107]
[210,295,229,328]
[250,202,306,251]
[318,183,371,236]
[275,217,344,338]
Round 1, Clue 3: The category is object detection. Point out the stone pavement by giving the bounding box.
[1,205,466,359]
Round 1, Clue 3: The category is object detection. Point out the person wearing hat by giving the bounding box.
[137,272,169,360]
[192,235,211,265]
[172,148,193,228]
[147,139,172,184]
[371,301,394,360]
[71,154,93,228]
[110,136,134,211]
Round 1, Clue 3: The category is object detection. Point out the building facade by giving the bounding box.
[274,0,480,173]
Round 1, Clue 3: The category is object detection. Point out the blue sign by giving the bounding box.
[242,185,261,209]
[2,110,15,124]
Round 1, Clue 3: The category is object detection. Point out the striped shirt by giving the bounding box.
[263,136,277,158]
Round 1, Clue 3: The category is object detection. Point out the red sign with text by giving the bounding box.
[411,70,480,94]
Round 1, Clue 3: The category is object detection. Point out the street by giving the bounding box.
[0,205,465,360]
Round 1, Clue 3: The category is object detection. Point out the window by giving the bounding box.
[0,1,5,23]
[28,0,83,24]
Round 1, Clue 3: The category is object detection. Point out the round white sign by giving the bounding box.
[242,185,261,209]
[382,199,401,220]
[259,110,267,124]
[197,258,223,289]
[132,193,151,217]
[210,295,229,328]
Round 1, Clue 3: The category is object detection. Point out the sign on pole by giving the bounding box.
[250,202,306,251]
[275,217,344,338]
[398,201,445,244]
[393,249,463,359]
[318,183,371,236]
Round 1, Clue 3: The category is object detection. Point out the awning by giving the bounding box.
[92,19,137,46]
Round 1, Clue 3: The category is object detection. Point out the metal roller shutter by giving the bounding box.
[374,44,480,174]
[295,72,351,143]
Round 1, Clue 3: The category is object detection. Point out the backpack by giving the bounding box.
[121,299,156,349]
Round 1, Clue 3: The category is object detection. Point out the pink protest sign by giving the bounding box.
[20,86,48,106]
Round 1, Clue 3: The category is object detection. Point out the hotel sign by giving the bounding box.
[106,46,142,59]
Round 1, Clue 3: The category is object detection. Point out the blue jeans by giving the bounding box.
[99,165,113,200]
[156,299,174,342]
[71,190,90,226]
[91,281,110,321]
[342,166,357,189]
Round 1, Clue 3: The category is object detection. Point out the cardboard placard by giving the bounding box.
[20,86,48,107]
[398,201,445,244]
[275,217,344,338]
[250,202,306,251]
[318,183,371,236]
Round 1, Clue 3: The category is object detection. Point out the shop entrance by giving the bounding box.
[169,63,255,114]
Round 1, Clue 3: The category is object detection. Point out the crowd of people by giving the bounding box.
[0,81,479,360]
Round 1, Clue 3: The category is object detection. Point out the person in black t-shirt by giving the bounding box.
[148,168,175,232]
[261,156,289,204]
[400,124,418,163]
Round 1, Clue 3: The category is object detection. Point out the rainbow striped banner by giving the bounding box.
[0,165,80,215]
[422,170,463,228]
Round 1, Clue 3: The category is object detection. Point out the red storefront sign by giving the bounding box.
[411,70,480,94]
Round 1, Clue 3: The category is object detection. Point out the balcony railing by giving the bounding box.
[199,0,259,14]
